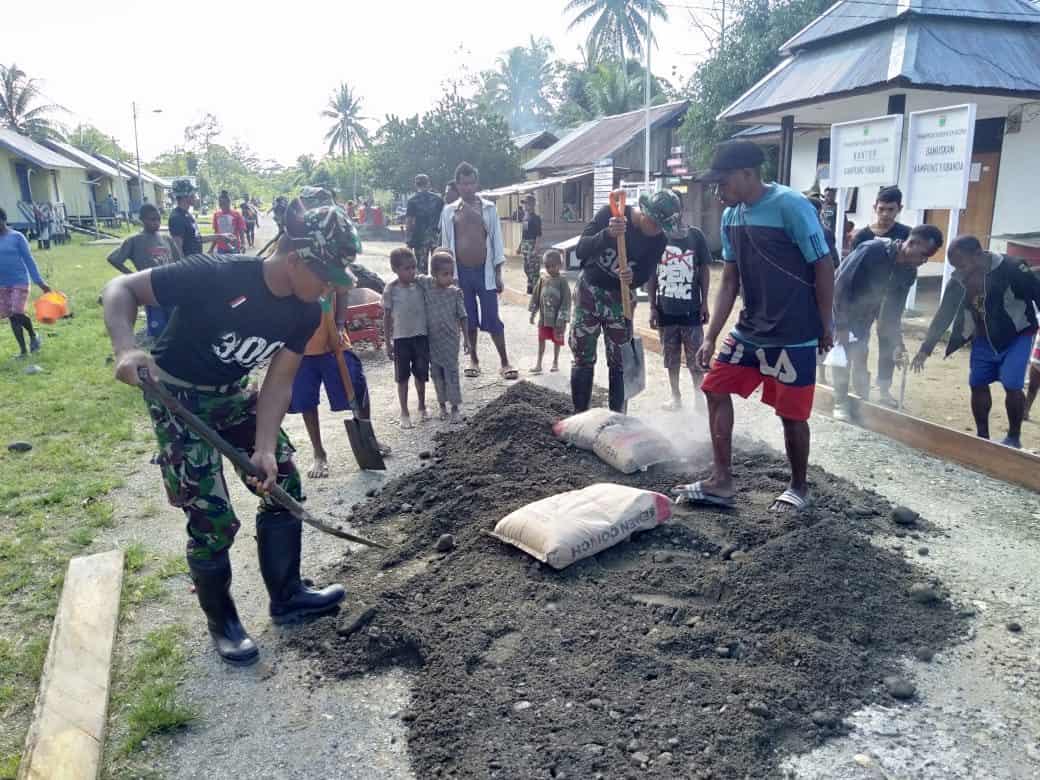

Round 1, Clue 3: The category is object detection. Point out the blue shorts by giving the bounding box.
[289,351,368,414]
[968,330,1035,390]
[457,264,503,334]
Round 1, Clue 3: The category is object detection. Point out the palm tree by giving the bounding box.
[0,63,65,141]
[586,62,669,117]
[482,37,556,133]
[565,0,668,63]
[322,83,370,200]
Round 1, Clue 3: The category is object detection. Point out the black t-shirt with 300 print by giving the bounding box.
[150,255,321,386]
[576,205,667,293]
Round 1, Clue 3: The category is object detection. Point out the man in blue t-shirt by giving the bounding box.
[675,141,834,513]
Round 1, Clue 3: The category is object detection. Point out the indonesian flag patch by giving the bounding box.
[229,295,247,309]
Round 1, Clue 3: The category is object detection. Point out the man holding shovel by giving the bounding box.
[571,189,679,413]
[830,225,944,421]
[102,199,359,666]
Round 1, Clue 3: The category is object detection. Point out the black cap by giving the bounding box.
[695,141,765,183]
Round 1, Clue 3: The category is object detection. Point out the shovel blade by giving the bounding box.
[343,417,386,471]
[622,336,646,400]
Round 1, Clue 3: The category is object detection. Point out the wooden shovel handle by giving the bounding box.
[609,190,633,321]
[324,312,359,409]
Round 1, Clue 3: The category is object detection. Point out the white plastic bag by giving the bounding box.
[823,344,847,368]
[488,483,672,569]
[552,408,624,451]
[592,419,676,474]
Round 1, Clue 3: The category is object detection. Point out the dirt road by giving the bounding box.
[98,238,1039,778]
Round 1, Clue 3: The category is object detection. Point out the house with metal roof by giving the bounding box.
[0,127,91,232]
[94,152,171,212]
[487,101,692,249]
[511,130,559,166]
[717,0,1040,261]
[39,139,132,225]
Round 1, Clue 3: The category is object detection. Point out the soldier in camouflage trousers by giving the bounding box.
[571,189,680,412]
[145,380,302,561]
[103,197,362,666]
[569,276,633,377]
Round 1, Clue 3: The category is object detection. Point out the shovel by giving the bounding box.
[138,368,388,549]
[609,189,646,401]
[327,315,386,471]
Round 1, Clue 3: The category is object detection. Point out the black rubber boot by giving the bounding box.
[187,553,259,666]
[571,365,595,413]
[608,368,627,414]
[256,512,346,625]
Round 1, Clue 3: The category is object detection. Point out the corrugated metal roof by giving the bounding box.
[511,130,559,150]
[39,139,121,178]
[481,167,594,199]
[783,0,1040,53]
[0,127,85,171]
[722,16,1040,121]
[94,153,168,187]
[524,101,689,171]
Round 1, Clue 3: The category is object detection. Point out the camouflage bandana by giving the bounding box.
[638,189,682,231]
[171,177,196,198]
[287,204,360,287]
[299,186,336,210]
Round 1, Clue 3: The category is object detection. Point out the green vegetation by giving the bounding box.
[116,626,195,755]
[0,236,147,776]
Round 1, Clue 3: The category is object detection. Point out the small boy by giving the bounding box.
[647,226,712,410]
[528,249,570,374]
[383,247,429,428]
[107,203,181,338]
[212,191,246,254]
[425,249,470,422]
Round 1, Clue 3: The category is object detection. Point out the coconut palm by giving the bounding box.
[586,62,668,117]
[481,37,557,133]
[0,63,65,141]
[565,0,668,62]
[322,83,370,199]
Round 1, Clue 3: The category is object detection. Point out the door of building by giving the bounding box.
[925,152,1001,254]
[14,164,31,202]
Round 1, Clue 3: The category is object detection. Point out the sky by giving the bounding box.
[6,0,715,167]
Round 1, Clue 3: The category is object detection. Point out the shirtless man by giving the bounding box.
[439,162,517,379]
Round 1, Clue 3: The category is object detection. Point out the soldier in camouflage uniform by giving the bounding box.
[102,198,359,666]
[571,190,681,412]
[519,194,543,293]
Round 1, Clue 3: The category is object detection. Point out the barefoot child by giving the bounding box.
[528,249,570,374]
[425,249,470,422]
[384,247,429,428]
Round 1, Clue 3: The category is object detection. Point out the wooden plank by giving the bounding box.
[812,385,1040,493]
[505,283,1040,492]
[19,549,124,780]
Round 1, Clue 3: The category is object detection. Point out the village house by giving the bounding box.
[0,127,90,232]
[717,0,1040,270]
[39,139,132,226]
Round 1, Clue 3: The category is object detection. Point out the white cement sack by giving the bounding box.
[552,408,625,450]
[489,483,672,570]
[592,420,676,474]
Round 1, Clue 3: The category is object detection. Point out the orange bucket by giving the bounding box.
[34,291,69,324]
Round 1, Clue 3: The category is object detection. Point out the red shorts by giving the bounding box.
[539,325,564,346]
[700,335,816,421]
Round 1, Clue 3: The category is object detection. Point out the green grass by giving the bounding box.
[118,626,195,754]
[0,236,148,776]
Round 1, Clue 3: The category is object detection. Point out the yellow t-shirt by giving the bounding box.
[303,293,352,356]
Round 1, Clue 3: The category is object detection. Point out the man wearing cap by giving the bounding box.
[571,189,680,413]
[168,177,230,257]
[680,141,834,513]
[101,199,357,666]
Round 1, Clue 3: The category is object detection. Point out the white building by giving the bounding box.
[718,0,1040,265]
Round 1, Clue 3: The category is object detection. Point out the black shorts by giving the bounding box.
[394,335,430,383]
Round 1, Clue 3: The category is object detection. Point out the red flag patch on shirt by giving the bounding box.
[229,295,247,309]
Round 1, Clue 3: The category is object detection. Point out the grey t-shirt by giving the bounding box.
[425,283,467,368]
[383,279,428,339]
[107,231,179,272]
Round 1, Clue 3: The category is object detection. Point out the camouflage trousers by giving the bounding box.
[569,274,634,370]
[520,240,540,292]
[145,379,303,562]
